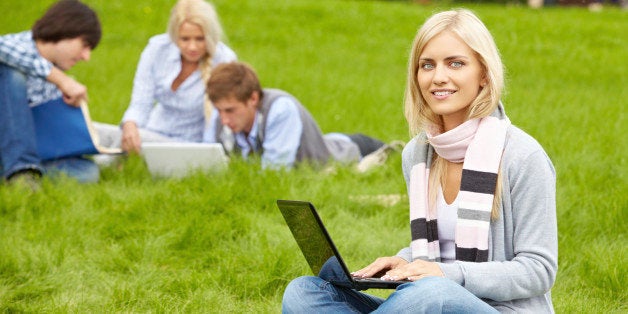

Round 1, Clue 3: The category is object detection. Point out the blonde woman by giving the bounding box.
[95,0,236,153]
[282,9,557,313]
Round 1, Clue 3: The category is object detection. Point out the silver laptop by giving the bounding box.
[141,142,228,178]
[276,200,409,290]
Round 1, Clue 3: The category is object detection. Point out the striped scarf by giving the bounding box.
[409,115,510,262]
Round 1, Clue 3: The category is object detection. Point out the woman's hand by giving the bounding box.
[351,256,408,279]
[381,259,444,281]
[121,121,142,153]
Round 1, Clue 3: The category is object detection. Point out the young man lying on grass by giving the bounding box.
[203,61,403,171]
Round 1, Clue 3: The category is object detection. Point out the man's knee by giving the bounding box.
[42,157,100,183]
[0,63,27,86]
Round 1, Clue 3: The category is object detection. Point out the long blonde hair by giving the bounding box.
[168,0,224,121]
[404,9,505,219]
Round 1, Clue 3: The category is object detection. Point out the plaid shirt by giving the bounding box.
[0,31,61,107]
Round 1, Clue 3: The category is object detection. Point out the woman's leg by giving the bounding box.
[282,257,384,313]
[373,276,498,314]
[92,122,123,148]
[92,123,179,167]
[92,121,179,149]
[282,276,384,314]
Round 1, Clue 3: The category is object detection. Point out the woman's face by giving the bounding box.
[177,22,207,63]
[417,30,486,131]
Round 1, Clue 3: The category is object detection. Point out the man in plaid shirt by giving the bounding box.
[0,0,101,187]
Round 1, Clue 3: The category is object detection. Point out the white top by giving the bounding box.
[437,187,458,262]
[122,34,237,142]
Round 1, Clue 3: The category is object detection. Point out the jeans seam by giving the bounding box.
[321,281,369,314]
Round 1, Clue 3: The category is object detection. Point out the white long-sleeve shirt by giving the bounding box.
[122,34,237,142]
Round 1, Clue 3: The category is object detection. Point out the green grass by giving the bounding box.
[0,0,626,312]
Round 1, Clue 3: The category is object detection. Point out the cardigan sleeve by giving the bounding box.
[395,135,425,262]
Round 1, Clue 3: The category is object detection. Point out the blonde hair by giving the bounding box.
[168,0,224,121]
[404,9,504,219]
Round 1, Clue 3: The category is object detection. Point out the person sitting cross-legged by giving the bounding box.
[282,9,557,313]
[0,0,102,187]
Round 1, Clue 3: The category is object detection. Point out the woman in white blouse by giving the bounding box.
[95,0,236,153]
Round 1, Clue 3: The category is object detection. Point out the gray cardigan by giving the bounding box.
[397,125,558,313]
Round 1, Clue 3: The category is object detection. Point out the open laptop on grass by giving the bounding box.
[141,142,228,178]
[276,199,409,290]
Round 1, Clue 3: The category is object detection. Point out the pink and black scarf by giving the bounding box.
[408,114,510,262]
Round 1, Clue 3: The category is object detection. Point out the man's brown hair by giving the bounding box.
[32,0,101,49]
[207,62,264,104]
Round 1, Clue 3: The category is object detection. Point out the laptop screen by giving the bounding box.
[277,200,356,278]
[277,200,411,290]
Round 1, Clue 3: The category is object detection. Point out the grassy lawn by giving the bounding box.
[0,0,626,312]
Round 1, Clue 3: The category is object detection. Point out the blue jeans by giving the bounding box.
[282,259,498,313]
[41,157,100,183]
[0,63,99,183]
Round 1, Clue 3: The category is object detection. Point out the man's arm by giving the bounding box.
[47,66,87,107]
[0,32,86,106]
[260,97,303,169]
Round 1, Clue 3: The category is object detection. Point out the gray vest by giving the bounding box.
[216,88,331,165]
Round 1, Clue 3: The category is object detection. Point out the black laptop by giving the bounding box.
[276,199,409,290]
